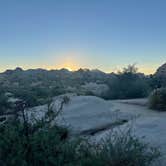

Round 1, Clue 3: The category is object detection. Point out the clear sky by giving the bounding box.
[0,0,165,73]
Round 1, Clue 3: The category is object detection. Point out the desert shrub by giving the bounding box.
[0,122,160,166]
[10,87,52,107]
[0,121,71,166]
[107,65,150,99]
[51,86,67,96]
[78,130,160,166]
[149,88,166,111]
[0,94,12,115]
[10,88,38,107]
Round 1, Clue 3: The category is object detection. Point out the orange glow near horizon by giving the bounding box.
[0,65,157,74]
[138,64,158,75]
[51,51,82,71]
[40,62,79,71]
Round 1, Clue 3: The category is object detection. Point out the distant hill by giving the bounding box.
[0,67,114,93]
[1,67,113,85]
[0,64,165,107]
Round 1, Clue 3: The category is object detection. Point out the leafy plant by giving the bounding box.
[107,64,150,99]
[149,88,166,111]
[0,122,160,166]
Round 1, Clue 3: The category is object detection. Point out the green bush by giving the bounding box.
[0,121,71,166]
[79,130,160,166]
[0,94,12,115]
[0,121,160,166]
[149,88,166,111]
[107,65,150,99]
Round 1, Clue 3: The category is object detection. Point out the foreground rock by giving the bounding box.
[27,95,131,135]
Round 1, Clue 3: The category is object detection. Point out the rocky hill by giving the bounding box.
[155,63,166,86]
[0,65,156,108]
[155,63,166,76]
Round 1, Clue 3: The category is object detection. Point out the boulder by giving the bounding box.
[27,95,131,135]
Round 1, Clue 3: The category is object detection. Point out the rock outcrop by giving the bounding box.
[155,63,166,77]
[26,95,131,135]
[155,63,166,86]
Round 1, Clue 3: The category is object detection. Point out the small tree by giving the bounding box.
[119,64,138,74]
[107,64,150,99]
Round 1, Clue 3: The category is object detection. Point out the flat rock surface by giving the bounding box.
[28,96,132,134]
[95,99,166,166]
[57,96,132,134]
[28,96,166,165]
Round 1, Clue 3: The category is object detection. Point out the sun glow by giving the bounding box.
[60,61,79,71]
[64,66,73,71]
[53,51,83,71]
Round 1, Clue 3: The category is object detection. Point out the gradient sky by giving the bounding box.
[0,0,166,73]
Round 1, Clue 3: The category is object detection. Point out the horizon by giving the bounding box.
[0,62,163,75]
[1,0,165,74]
[0,61,162,74]
[0,63,161,74]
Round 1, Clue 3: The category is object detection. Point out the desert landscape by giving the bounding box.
[1,1,166,165]
[0,63,166,165]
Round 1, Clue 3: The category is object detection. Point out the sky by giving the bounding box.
[0,0,165,74]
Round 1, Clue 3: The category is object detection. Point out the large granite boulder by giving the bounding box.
[27,95,131,135]
[155,63,166,86]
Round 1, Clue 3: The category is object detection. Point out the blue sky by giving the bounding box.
[0,0,165,73]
